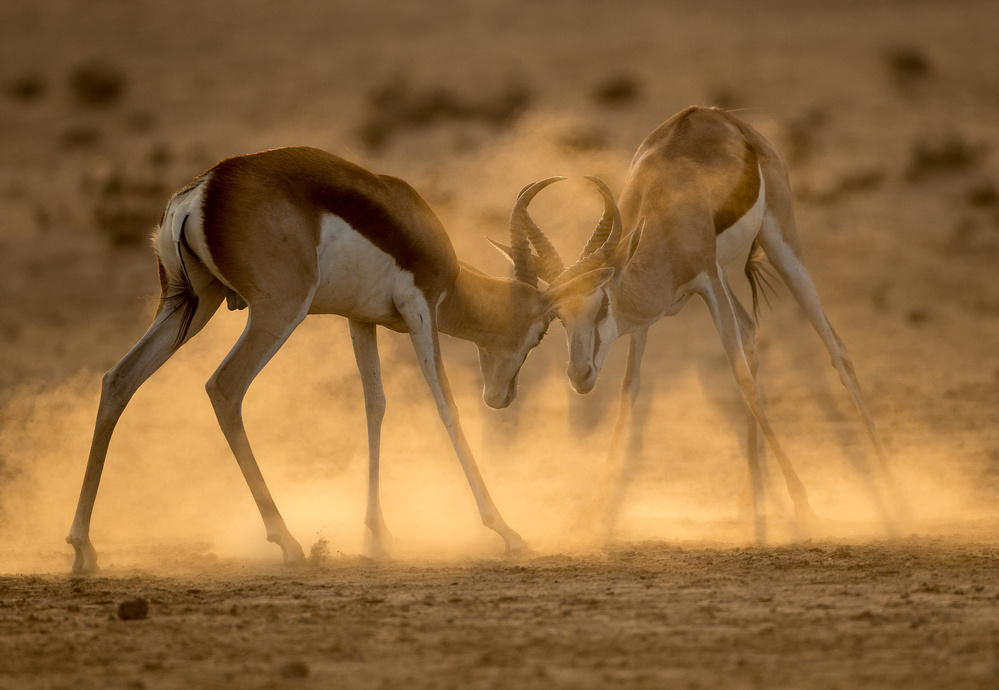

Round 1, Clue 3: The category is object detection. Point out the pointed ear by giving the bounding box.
[488,237,544,278]
[487,237,515,266]
[543,267,615,311]
[609,218,644,273]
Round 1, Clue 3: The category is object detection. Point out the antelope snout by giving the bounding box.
[483,378,516,409]
[568,363,597,394]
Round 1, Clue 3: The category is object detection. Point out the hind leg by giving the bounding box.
[759,215,886,458]
[700,267,818,534]
[759,211,903,525]
[67,284,225,573]
[205,294,316,565]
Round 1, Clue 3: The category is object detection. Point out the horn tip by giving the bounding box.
[537,175,568,187]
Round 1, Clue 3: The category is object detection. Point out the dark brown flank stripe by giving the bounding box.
[201,147,456,295]
[712,145,760,235]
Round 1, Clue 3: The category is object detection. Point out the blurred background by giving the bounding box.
[1,0,998,569]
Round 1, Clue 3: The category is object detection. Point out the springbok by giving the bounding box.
[65,146,568,573]
[518,106,896,540]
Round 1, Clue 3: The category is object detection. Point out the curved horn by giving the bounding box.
[509,176,566,285]
[578,176,622,259]
[550,177,623,287]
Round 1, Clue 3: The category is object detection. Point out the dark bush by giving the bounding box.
[93,173,166,247]
[59,126,102,149]
[885,46,932,84]
[357,75,531,152]
[592,75,641,107]
[69,61,126,108]
[905,133,986,181]
[7,74,46,101]
[966,180,999,207]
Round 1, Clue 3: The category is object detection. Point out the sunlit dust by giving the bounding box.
[0,271,991,574]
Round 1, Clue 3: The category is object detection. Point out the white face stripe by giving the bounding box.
[715,164,766,266]
[563,287,618,377]
[594,301,619,369]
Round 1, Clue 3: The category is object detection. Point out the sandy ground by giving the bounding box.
[3,541,999,689]
[2,0,999,688]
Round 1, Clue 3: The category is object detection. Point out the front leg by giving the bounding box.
[205,302,310,566]
[577,328,648,538]
[397,289,529,556]
[720,270,768,542]
[348,319,392,559]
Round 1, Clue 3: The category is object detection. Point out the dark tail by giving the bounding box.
[744,239,778,320]
[154,215,200,351]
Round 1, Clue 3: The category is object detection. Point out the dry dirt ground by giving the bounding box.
[2,541,999,689]
[2,0,999,688]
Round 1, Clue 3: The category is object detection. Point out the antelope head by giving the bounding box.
[490,177,643,397]
[474,177,564,409]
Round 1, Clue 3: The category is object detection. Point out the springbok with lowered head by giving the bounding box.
[66,146,567,572]
[518,106,896,540]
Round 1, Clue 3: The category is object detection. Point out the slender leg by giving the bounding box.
[719,272,768,542]
[700,268,818,532]
[396,289,529,555]
[759,214,889,466]
[348,319,392,559]
[577,328,649,535]
[67,288,225,573]
[759,214,903,522]
[204,296,314,565]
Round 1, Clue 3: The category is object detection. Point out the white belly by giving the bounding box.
[310,213,407,321]
[715,166,766,266]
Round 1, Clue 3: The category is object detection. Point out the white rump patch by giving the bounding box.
[153,175,226,287]
[715,165,766,266]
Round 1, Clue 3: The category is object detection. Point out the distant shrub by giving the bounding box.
[783,107,831,167]
[966,180,999,207]
[795,167,886,205]
[905,132,986,181]
[592,74,641,107]
[557,125,609,154]
[93,173,166,247]
[885,46,932,82]
[69,61,126,107]
[6,74,46,101]
[885,45,933,98]
[59,125,102,149]
[357,75,531,152]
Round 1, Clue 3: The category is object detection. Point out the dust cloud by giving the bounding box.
[0,123,991,574]
[2,5,998,573]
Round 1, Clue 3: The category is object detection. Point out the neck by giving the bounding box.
[610,260,674,335]
[438,264,528,347]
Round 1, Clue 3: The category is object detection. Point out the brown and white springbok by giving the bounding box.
[521,107,897,540]
[65,146,575,573]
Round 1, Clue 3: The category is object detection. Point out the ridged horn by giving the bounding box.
[550,177,623,287]
[509,176,566,286]
[580,176,622,257]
